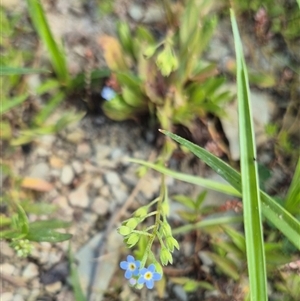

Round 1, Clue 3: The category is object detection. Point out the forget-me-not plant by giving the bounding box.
[120,255,140,279]
[137,264,162,289]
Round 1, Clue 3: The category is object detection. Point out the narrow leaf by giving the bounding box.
[159,131,300,250]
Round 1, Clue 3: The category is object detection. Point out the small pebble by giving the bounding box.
[60,165,75,185]
[69,183,90,208]
[71,160,84,174]
[104,171,120,186]
[92,197,109,215]
[22,263,39,279]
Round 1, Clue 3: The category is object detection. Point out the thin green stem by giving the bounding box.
[140,175,166,268]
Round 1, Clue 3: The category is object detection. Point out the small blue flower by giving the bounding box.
[101,86,116,101]
[137,264,162,289]
[120,255,141,279]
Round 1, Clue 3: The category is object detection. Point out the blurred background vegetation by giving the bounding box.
[0,0,299,300]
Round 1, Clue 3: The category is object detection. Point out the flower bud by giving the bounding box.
[118,225,132,236]
[165,236,180,252]
[160,247,173,265]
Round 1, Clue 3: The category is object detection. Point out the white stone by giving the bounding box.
[68,183,90,208]
[45,281,62,293]
[92,197,109,215]
[60,165,75,185]
[92,177,104,189]
[0,263,15,275]
[22,263,39,279]
[29,162,50,180]
[2,292,13,301]
[12,295,24,301]
[104,171,120,186]
[71,160,84,174]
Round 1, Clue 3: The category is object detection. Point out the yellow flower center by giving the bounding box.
[144,272,152,280]
[129,263,136,270]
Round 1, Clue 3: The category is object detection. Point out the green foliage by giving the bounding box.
[0,203,72,257]
[26,0,70,85]
[125,7,299,298]
[118,176,179,271]
[102,0,232,132]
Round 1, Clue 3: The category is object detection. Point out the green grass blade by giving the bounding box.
[285,158,300,214]
[230,9,267,301]
[33,91,65,126]
[160,130,300,250]
[68,244,87,301]
[172,214,243,235]
[1,94,28,115]
[26,0,69,84]
[0,66,49,76]
[129,159,241,197]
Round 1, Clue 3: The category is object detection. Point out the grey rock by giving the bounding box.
[128,4,164,24]
[29,162,50,180]
[112,186,128,204]
[173,285,188,301]
[220,84,276,160]
[110,148,123,160]
[60,165,74,185]
[198,251,214,267]
[12,295,24,301]
[104,171,120,186]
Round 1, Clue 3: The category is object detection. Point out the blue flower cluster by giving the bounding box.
[120,255,162,289]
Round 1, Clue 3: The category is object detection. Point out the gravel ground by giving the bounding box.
[1,1,299,300]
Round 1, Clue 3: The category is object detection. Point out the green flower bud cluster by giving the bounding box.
[156,45,179,77]
[157,219,179,265]
[118,179,179,269]
[10,239,34,257]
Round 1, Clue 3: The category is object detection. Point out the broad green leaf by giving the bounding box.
[26,228,72,242]
[122,86,145,108]
[129,159,241,197]
[103,95,134,121]
[29,219,71,230]
[160,131,300,250]
[26,0,69,84]
[0,66,48,76]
